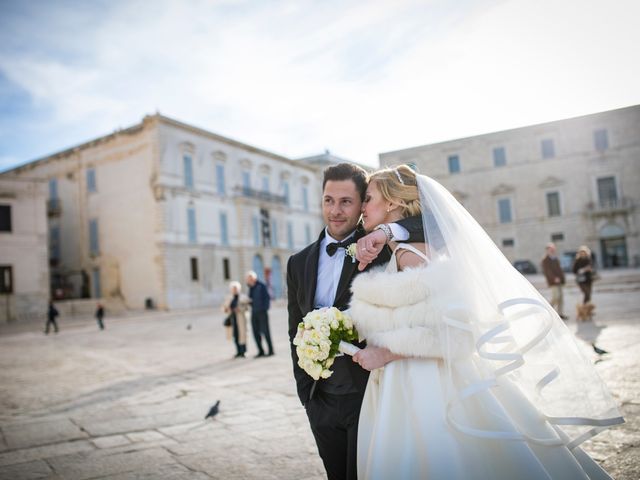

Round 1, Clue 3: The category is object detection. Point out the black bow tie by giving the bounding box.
[326,239,352,257]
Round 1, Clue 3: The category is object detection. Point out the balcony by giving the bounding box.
[586,197,634,217]
[233,186,288,206]
[47,198,61,217]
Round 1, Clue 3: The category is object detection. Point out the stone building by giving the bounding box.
[0,177,49,321]
[2,114,322,310]
[380,105,640,270]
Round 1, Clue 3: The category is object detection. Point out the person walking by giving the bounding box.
[541,242,568,320]
[95,303,105,330]
[45,301,59,334]
[246,271,273,358]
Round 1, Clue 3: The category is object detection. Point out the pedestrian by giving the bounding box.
[221,281,250,358]
[95,303,105,330]
[540,242,568,320]
[45,301,59,334]
[246,270,273,358]
[572,245,595,321]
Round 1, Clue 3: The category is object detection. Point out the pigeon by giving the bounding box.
[205,400,220,419]
[592,344,609,355]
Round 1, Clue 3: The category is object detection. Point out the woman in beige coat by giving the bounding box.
[222,281,250,358]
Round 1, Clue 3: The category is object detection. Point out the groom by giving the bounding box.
[287,163,423,480]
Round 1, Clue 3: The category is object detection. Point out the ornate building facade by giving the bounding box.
[3,114,322,309]
[380,105,640,270]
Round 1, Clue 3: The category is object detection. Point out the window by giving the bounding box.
[260,208,271,246]
[48,179,59,209]
[252,215,260,246]
[50,226,60,262]
[546,191,561,217]
[497,198,512,223]
[92,268,101,298]
[493,147,506,167]
[302,186,309,212]
[541,139,555,159]
[223,258,230,281]
[551,233,564,242]
[0,205,11,232]
[287,221,294,249]
[0,266,12,293]
[89,219,99,255]
[283,181,290,206]
[305,224,311,244]
[594,129,609,152]
[190,257,199,281]
[187,207,197,244]
[271,219,278,247]
[597,176,618,207]
[219,212,229,246]
[448,155,460,174]
[502,238,514,247]
[262,175,270,193]
[86,168,97,193]
[215,164,225,195]
[183,154,194,188]
[242,171,251,193]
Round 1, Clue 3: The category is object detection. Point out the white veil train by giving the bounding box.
[416,174,623,448]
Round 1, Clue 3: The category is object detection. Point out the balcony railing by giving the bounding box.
[233,186,288,205]
[586,197,633,215]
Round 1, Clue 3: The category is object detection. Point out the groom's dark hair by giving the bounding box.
[322,163,368,201]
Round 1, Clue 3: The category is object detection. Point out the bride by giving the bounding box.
[349,165,623,479]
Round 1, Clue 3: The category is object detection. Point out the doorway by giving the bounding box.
[600,237,628,268]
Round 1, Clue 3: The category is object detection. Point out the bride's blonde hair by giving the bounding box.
[368,165,421,218]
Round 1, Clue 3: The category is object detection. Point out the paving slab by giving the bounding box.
[0,275,638,479]
[0,459,52,480]
[1,418,87,450]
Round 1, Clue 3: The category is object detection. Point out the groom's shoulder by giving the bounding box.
[288,241,318,271]
[289,242,315,263]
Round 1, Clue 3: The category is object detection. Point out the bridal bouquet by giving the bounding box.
[293,307,360,380]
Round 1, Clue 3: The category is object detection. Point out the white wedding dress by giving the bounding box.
[350,244,612,480]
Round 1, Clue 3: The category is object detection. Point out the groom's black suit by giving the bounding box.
[287,217,423,480]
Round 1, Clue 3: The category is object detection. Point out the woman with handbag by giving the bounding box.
[572,246,595,321]
[221,281,250,358]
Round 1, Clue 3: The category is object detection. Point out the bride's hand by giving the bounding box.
[353,346,403,370]
[356,229,387,271]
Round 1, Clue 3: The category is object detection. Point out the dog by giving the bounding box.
[576,302,595,322]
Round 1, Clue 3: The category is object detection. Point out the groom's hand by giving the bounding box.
[353,346,402,370]
[356,229,387,271]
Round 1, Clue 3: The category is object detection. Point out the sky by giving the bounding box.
[1,0,639,171]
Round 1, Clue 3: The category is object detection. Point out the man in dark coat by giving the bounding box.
[45,301,59,334]
[247,271,273,357]
[287,163,423,480]
[95,303,105,330]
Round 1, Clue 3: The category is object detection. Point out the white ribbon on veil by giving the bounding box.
[416,174,623,448]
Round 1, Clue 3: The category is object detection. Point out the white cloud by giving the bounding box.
[0,0,639,168]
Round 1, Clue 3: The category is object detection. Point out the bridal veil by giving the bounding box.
[415,174,623,448]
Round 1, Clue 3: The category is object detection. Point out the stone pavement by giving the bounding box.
[0,271,639,479]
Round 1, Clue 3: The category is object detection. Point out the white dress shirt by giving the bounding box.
[314,229,355,308]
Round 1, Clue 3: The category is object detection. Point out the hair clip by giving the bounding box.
[394,168,405,185]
